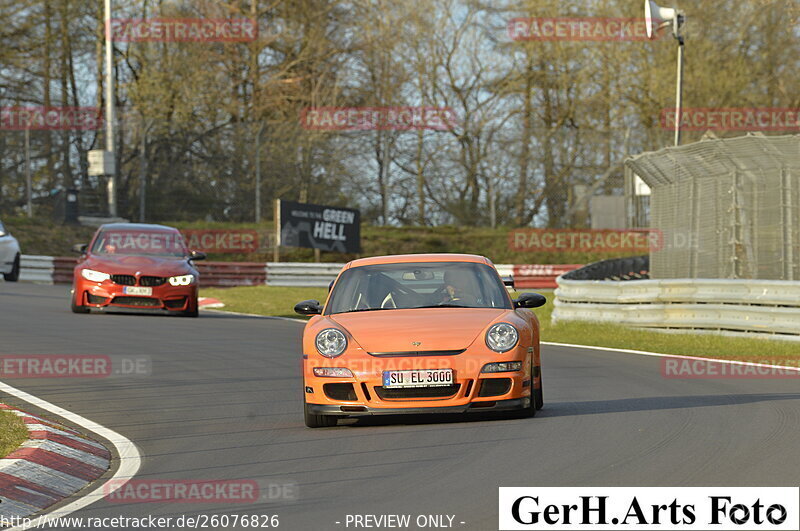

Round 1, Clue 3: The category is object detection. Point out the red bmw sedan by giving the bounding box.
[70,223,205,317]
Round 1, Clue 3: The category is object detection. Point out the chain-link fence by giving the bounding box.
[625,134,800,280]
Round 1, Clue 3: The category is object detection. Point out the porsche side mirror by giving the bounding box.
[189,250,207,261]
[328,280,335,292]
[514,292,546,309]
[294,299,322,315]
[72,243,88,254]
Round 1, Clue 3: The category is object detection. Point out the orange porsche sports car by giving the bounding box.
[295,254,546,427]
[70,223,205,317]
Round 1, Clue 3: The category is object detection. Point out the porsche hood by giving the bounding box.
[329,308,508,353]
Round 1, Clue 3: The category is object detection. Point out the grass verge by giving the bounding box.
[201,286,800,365]
[202,285,328,319]
[0,409,29,458]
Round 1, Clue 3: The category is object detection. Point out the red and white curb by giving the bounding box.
[0,405,110,519]
[0,383,140,531]
[198,297,225,309]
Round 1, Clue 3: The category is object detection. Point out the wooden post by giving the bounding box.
[273,199,280,262]
[314,248,321,263]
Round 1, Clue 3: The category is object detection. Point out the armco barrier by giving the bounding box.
[20,256,580,290]
[25,256,266,288]
[54,256,78,284]
[553,277,800,340]
[19,255,55,284]
[195,261,267,287]
[266,262,344,287]
[264,263,582,289]
[513,264,583,289]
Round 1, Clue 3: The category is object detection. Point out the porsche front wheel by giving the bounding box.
[304,398,338,428]
[535,376,544,410]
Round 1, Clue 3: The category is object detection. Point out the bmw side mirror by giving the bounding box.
[294,299,322,315]
[72,243,88,254]
[189,250,207,261]
[514,292,546,309]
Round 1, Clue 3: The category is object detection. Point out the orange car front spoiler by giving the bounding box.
[306,397,528,417]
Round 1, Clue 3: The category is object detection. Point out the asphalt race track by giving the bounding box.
[1,282,799,530]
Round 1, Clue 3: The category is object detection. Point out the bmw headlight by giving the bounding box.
[168,274,195,286]
[315,328,347,358]
[485,322,519,353]
[81,269,110,282]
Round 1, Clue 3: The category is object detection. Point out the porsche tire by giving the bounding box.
[517,359,537,418]
[304,399,338,428]
[534,369,544,410]
[519,396,536,418]
[3,254,19,281]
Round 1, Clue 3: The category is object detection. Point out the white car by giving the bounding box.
[0,219,21,281]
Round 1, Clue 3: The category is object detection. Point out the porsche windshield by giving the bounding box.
[91,230,189,257]
[326,262,511,314]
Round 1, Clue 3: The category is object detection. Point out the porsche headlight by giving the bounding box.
[81,269,110,282]
[485,322,519,353]
[168,274,195,286]
[315,328,347,358]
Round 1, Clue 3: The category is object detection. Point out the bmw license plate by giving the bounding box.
[123,286,152,296]
[383,369,453,388]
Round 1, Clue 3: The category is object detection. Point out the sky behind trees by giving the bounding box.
[1,0,797,226]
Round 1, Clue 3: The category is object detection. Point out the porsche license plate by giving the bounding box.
[383,369,454,388]
[123,286,152,296]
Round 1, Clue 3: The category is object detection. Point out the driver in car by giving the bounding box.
[440,269,477,305]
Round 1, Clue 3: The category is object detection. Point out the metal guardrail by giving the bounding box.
[553,277,800,340]
[19,255,55,284]
[28,256,267,288]
[513,264,583,288]
[264,263,582,289]
[196,262,267,287]
[20,256,581,290]
[266,262,344,287]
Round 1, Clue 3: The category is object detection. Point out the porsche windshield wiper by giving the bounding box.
[339,307,393,313]
[413,304,472,309]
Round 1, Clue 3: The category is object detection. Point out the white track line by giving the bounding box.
[0,381,141,531]
[542,341,800,372]
[206,308,800,372]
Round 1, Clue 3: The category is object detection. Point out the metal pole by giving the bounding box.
[105,0,117,217]
[139,121,147,222]
[674,39,684,146]
[255,123,263,223]
[25,128,32,217]
[273,198,280,262]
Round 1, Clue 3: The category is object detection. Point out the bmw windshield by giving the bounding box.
[91,230,189,258]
